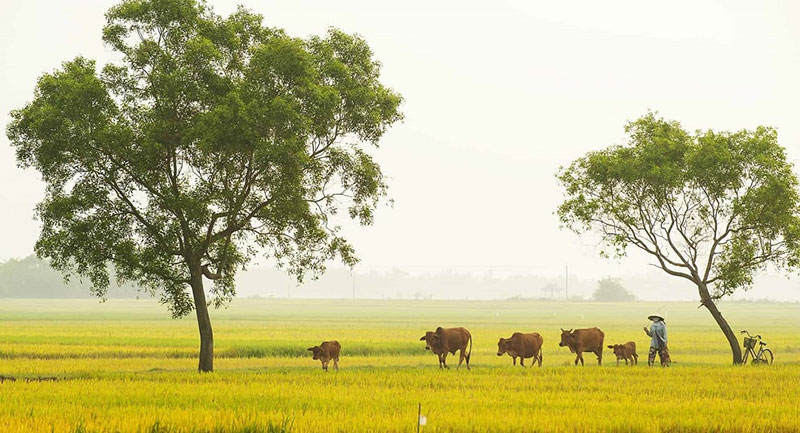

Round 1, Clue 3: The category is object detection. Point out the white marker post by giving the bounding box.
[417,403,426,432]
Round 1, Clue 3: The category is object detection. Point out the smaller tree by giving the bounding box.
[557,112,800,364]
[592,277,636,301]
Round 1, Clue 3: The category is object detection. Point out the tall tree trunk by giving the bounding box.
[697,283,742,364]
[190,268,214,372]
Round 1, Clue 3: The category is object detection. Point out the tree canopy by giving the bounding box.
[557,112,800,363]
[7,0,402,371]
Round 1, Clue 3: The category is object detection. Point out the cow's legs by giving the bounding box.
[595,349,602,365]
[633,354,638,365]
[334,357,339,371]
[437,352,449,369]
[616,358,620,366]
[512,356,517,366]
[575,352,584,366]
[322,360,328,372]
[520,357,525,367]
[457,349,467,370]
[437,353,444,369]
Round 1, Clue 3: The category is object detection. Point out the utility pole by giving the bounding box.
[565,265,569,301]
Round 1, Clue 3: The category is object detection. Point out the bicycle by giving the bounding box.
[740,330,774,365]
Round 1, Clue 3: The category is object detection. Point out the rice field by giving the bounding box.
[1,298,799,432]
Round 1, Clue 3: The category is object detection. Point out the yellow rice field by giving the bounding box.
[1,299,799,432]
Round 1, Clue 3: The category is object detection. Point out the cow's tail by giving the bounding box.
[466,332,473,363]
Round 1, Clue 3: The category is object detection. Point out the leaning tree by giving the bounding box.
[7,0,402,372]
[557,113,800,364]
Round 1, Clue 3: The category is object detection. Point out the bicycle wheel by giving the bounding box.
[758,348,774,365]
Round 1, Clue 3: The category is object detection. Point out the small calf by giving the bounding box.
[307,340,341,372]
[607,341,638,366]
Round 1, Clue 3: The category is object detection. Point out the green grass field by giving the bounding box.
[1,298,799,432]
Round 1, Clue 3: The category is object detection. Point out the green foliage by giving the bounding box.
[6,0,402,318]
[557,112,800,299]
[592,277,636,302]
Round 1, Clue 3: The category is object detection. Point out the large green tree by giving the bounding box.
[557,113,800,364]
[7,0,402,372]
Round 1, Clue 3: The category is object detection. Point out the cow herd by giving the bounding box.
[307,326,643,371]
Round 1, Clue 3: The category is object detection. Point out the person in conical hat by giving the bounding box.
[643,313,670,366]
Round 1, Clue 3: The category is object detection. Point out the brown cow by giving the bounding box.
[497,332,543,367]
[419,327,472,370]
[307,340,341,372]
[607,341,638,366]
[559,327,604,366]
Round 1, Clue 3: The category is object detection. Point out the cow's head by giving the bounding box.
[307,346,322,360]
[497,337,510,356]
[419,331,436,350]
[559,328,574,347]
[608,344,625,357]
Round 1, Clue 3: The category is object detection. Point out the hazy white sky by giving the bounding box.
[2,1,800,297]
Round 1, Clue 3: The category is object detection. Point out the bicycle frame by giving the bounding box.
[742,345,764,364]
[740,330,769,364]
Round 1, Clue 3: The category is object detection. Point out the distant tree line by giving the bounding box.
[0,256,140,298]
[3,255,591,300]
[237,267,585,300]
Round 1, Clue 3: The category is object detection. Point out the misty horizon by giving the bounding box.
[2,254,797,302]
